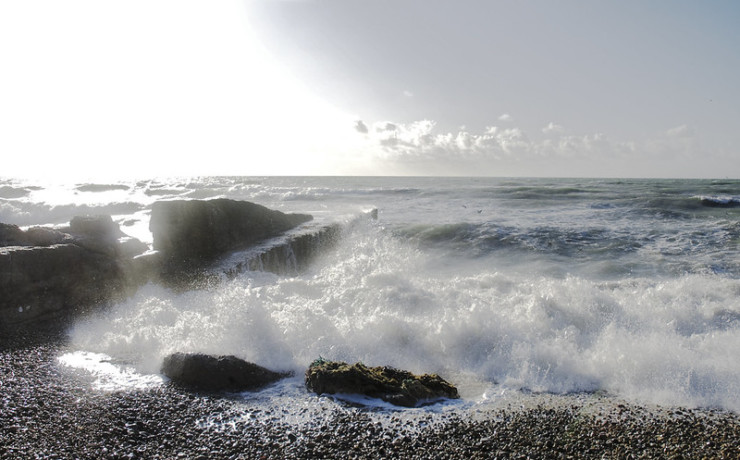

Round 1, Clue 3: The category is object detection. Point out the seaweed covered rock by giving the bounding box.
[305,359,459,407]
[161,352,291,392]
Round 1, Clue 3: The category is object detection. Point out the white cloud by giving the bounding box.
[376,122,398,132]
[352,117,719,177]
[354,120,369,134]
[542,122,565,134]
[498,113,513,122]
[666,124,695,138]
[402,90,414,98]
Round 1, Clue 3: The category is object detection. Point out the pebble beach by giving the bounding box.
[2,327,739,460]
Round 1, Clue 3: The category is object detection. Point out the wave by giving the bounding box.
[75,183,131,193]
[634,196,739,219]
[697,196,740,208]
[497,186,594,200]
[66,221,740,412]
[397,222,642,259]
[0,200,147,226]
[143,188,190,197]
[396,218,740,279]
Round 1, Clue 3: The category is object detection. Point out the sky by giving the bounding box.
[1,0,739,179]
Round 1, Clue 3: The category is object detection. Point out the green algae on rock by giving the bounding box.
[305,359,459,407]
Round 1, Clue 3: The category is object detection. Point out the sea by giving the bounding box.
[2,176,740,416]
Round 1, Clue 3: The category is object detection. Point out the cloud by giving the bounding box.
[402,90,414,98]
[542,122,564,134]
[352,116,718,177]
[363,120,537,167]
[498,113,513,122]
[354,120,369,134]
[376,122,398,133]
[666,124,695,138]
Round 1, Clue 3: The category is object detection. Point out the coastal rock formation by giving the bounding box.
[1,200,351,325]
[1,223,67,246]
[150,199,313,269]
[305,359,459,407]
[220,208,377,277]
[0,217,151,324]
[221,223,342,277]
[161,352,290,392]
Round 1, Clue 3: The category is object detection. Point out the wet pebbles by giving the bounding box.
[2,335,739,459]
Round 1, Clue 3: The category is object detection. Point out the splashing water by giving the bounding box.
[6,176,733,412]
[64,217,740,412]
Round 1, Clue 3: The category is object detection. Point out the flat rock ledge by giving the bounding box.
[150,199,313,271]
[305,359,459,407]
[161,352,291,392]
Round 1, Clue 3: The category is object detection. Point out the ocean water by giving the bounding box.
[3,176,740,413]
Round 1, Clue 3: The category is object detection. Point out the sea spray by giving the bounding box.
[65,216,740,411]
[4,176,732,412]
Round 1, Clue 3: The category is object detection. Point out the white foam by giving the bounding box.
[57,351,163,391]
[66,222,740,412]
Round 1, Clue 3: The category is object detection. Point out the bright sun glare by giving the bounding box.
[0,0,360,180]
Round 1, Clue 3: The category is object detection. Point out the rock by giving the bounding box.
[116,236,150,259]
[25,227,68,246]
[69,215,124,239]
[223,223,343,277]
[0,244,126,323]
[2,224,69,248]
[0,223,30,246]
[305,359,459,407]
[0,216,151,324]
[161,352,290,392]
[150,199,313,269]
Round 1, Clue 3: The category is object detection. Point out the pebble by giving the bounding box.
[2,330,740,459]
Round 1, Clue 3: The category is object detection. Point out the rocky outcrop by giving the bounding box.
[219,209,377,278]
[1,223,67,247]
[161,352,290,392]
[0,216,151,324]
[220,223,342,277]
[150,199,313,271]
[305,359,459,407]
[1,200,360,325]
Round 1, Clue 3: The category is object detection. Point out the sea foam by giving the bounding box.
[66,219,740,412]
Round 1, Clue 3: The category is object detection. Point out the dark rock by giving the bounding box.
[221,208,376,278]
[62,215,126,257]
[0,216,151,324]
[0,244,126,323]
[0,223,30,246]
[150,199,312,269]
[69,215,124,239]
[1,199,334,325]
[117,237,150,259]
[1,224,68,248]
[224,223,342,277]
[25,227,68,246]
[161,352,290,392]
[305,359,459,407]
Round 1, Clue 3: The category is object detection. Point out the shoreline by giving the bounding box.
[2,332,739,459]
